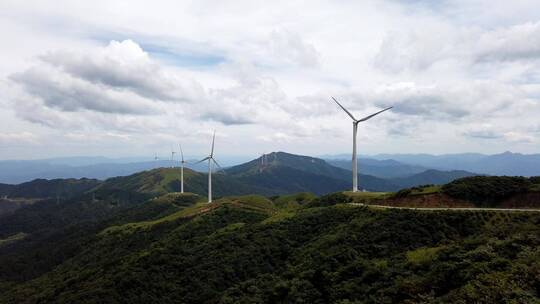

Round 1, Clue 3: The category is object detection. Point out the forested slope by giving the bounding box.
[1,193,539,303]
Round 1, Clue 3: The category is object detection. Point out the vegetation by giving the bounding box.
[442,176,533,207]
[0,232,28,247]
[0,175,539,303]
[1,194,539,303]
[6,178,101,199]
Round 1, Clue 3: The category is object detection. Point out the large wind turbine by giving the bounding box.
[331,97,392,192]
[197,131,224,203]
[178,143,188,193]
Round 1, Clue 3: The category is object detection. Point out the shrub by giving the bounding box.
[307,192,351,207]
[394,188,412,198]
[529,176,540,184]
[442,176,531,207]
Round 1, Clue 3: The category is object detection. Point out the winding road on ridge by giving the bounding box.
[349,203,540,212]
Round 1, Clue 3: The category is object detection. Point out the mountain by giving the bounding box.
[0,156,253,184]
[0,159,182,184]
[0,152,483,206]
[370,152,486,168]
[0,179,101,216]
[92,167,273,198]
[226,152,399,193]
[2,151,539,185]
[390,169,478,188]
[1,190,539,303]
[370,152,540,177]
[326,158,428,178]
[5,178,101,199]
[467,152,540,176]
[0,184,14,197]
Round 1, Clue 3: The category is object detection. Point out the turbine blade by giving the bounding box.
[195,156,210,164]
[212,158,226,173]
[331,97,357,121]
[357,106,393,122]
[210,130,216,157]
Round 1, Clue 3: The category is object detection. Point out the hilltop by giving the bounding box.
[226,152,398,193]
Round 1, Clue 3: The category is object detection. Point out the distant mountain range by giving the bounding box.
[326,158,427,178]
[0,152,479,208]
[1,151,535,185]
[370,151,540,177]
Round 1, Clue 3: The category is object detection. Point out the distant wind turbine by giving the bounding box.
[196,131,224,203]
[179,143,188,193]
[259,152,266,172]
[331,96,392,192]
[170,146,176,168]
[154,153,159,169]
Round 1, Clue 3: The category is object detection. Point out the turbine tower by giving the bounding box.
[197,131,224,203]
[179,143,188,193]
[331,97,392,192]
[259,152,266,172]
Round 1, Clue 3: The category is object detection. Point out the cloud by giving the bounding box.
[0,132,38,144]
[475,22,540,62]
[268,29,320,67]
[463,128,502,139]
[203,74,288,125]
[11,65,157,115]
[256,132,294,143]
[503,131,535,143]
[9,40,300,129]
[373,21,540,76]
[39,40,203,101]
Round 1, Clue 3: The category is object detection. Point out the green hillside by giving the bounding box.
[93,167,274,199]
[390,169,477,189]
[5,178,101,199]
[1,193,539,303]
[0,183,14,197]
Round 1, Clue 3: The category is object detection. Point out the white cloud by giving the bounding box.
[0,132,38,144]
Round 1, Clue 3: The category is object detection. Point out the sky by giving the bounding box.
[0,0,540,160]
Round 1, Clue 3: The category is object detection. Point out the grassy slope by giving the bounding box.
[2,194,539,304]
[93,167,275,198]
[7,178,101,199]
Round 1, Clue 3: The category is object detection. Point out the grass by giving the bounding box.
[0,232,28,247]
[409,185,442,195]
[530,184,540,192]
[343,191,391,204]
[100,194,277,236]
[406,246,444,266]
[273,192,316,208]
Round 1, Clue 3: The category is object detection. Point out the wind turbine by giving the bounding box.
[178,143,188,193]
[197,131,224,203]
[331,97,392,192]
[154,153,159,169]
[259,152,266,172]
[170,146,176,168]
